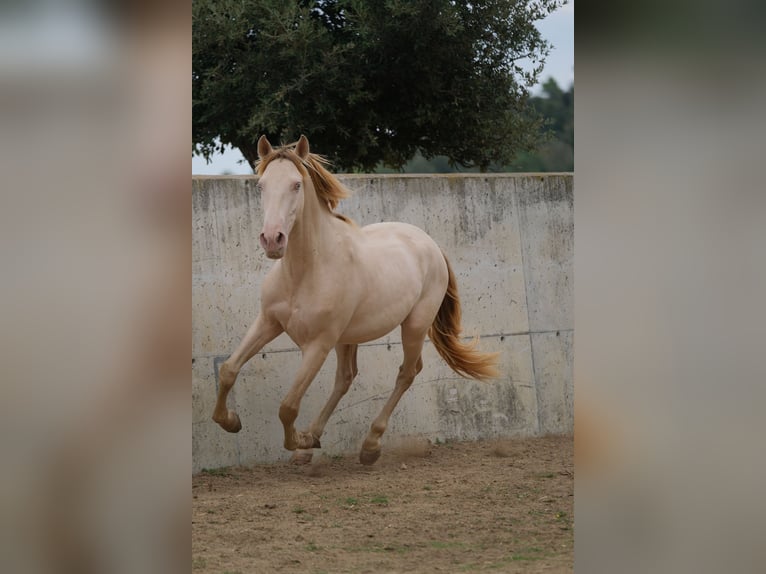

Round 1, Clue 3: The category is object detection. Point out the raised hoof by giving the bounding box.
[295,433,321,450]
[290,449,314,465]
[221,412,242,433]
[359,448,381,466]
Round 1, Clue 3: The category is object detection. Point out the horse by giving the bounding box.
[212,135,499,465]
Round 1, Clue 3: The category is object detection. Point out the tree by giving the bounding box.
[509,78,573,171]
[193,0,566,171]
[379,77,573,173]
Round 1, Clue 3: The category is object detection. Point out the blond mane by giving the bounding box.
[255,143,355,225]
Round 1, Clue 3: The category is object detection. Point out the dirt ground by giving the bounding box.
[192,435,573,573]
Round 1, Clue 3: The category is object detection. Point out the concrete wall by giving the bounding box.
[192,174,573,471]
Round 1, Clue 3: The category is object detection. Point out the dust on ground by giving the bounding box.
[193,435,573,573]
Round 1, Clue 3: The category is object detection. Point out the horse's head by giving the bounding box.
[255,135,310,259]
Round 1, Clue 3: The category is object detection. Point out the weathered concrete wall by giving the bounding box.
[192,174,573,471]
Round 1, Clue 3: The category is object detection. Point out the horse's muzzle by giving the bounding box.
[260,231,286,258]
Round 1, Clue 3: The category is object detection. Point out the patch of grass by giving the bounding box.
[369,494,389,505]
[199,467,231,477]
[192,556,206,569]
[512,546,546,562]
[429,540,465,549]
[347,542,411,554]
[555,510,572,529]
[305,541,319,551]
[537,472,556,479]
[291,507,314,521]
[509,547,544,562]
[342,497,358,506]
[510,555,540,562]
[422,485,432,491]
[223,571,243,574]
[460,547,546,570]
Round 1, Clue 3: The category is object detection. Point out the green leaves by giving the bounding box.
[193,0,566,171]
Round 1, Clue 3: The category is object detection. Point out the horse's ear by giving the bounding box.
[295,135,310,160]
[257,135,273,159]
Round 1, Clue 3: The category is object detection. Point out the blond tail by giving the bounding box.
[428,254,500,381]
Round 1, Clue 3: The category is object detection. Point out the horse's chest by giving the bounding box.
[272,291,345,346]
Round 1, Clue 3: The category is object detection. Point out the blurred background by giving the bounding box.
[0,1,189,572]
[575,1,766,572]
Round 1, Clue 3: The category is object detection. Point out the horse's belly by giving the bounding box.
[339,277,423,343]
[337,308,410,344]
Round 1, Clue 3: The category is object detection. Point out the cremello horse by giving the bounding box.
[213,135,499,465]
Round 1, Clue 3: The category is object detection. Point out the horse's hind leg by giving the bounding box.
[360,328,425,465]
[291,344,358,464]
[213,313,283,432]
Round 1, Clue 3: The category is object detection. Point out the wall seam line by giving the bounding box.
[193,329,574,360]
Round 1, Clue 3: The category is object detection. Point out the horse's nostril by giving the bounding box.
[276,232,285,244]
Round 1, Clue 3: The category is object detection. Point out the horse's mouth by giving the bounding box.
[265,250,284,260]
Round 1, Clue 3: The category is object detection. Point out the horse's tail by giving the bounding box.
[428,254,500,381]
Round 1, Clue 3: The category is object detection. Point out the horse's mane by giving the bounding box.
[255,143,355,225]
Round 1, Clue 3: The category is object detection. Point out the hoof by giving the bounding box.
[296,432,321,450]
[223,412,242,433]
[359,448,381,466]
[290,449,314,465]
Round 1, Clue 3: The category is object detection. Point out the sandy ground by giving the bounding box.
[192,435,573,573]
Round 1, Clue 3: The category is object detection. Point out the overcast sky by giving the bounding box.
[192,1,574,175]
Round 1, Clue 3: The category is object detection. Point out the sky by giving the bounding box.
[192,1,574,175]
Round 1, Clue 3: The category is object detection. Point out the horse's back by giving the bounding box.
[358,221,445,278]
[360,221,440,255]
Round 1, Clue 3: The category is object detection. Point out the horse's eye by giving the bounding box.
[256,183,263,192]
[293,182,301,191]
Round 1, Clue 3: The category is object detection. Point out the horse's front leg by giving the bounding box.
[213,313,283,432]
[291,344,359,464]
[279,341,333,451]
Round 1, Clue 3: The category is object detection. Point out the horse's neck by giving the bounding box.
[282,183,336,277]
